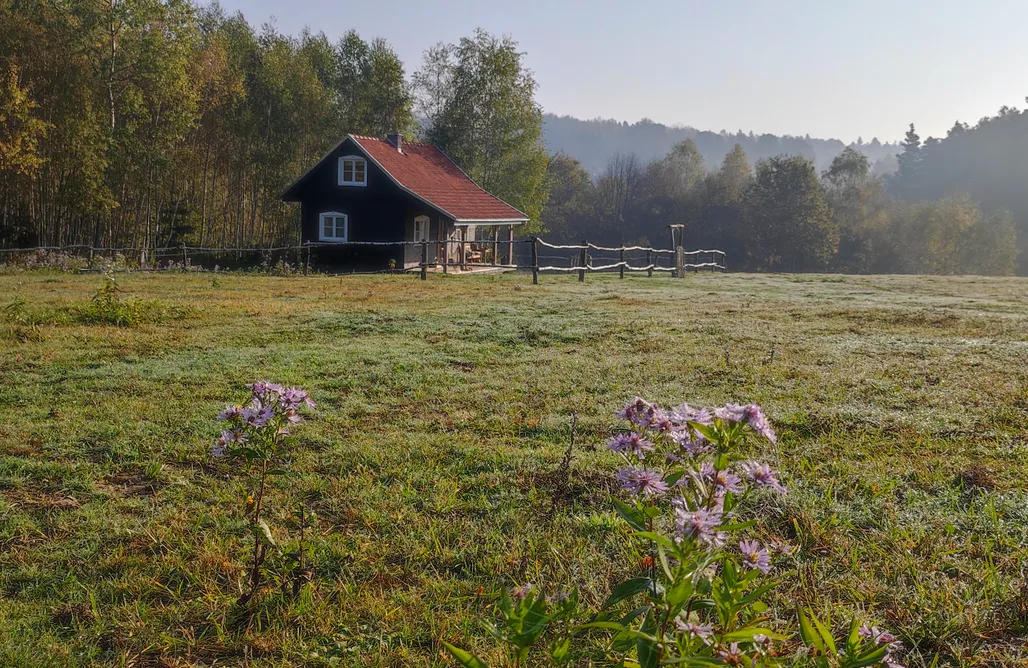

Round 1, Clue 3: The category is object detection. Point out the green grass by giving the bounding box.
[1,270,1027,666]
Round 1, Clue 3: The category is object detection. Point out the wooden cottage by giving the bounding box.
[281,134,529,271]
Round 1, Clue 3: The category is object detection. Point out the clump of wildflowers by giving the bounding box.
[444,397,903,667]
[212,381,314,605]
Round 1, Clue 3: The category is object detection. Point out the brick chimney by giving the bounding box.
[387,133,403,153]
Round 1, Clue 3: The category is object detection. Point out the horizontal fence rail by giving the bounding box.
[0,237,727,281]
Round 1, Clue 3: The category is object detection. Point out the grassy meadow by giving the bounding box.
[1,269,1027,666]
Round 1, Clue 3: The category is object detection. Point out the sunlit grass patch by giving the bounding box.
[0,271,1026,665]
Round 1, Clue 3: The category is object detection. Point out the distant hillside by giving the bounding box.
[542,114,900,175]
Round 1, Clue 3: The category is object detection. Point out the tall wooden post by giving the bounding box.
[460,226,467,270]
[531,237,539,284]
[676,247,685,279]
[646,249,652,278]
[578,240,587,282]
[420,241,428,280]
[181,244,188,268]
[507,225,514,266]
[492,226,498,265]
[619,247,625,279]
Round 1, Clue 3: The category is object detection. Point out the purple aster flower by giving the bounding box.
[718,643,747,664]
[699,462,744,494]
[674,621,713,644]
[674,506,724,546]
[616,467,669,497]
[859,626,897,645]
[217,405,243,421]
[744,403,777,442]
[739,539,772,574]
[615,397,667,429]
[669,403,714,426]
[511,583,534,600]
[279,387,315,410]
[286,411,303,424]
[860,627,905,667]
[247,381,284,405]
[607,432,656,459]
[242,405,275,428]
[210,443,226,457]
[741,461,787,494]
[714,403,749,423]
[670,429,711,456]
[216,430,246,446]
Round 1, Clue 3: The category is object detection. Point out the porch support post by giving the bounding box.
[441,220,448,274]
[507,225,514,266]
[492,226,498,265]
[460,226,468,270]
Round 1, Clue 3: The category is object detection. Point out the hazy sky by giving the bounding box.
[217,0,1028,143]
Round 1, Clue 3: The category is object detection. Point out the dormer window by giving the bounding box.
[338,155,367,186]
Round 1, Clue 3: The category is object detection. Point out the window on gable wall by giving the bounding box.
[414,216,430,242]
[319,212,348,242]
[338,155,367,186]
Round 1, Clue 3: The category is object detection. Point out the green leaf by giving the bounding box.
[812,613,838,655]
[550,637,571,663]
[633,531,677,551]
[666,575,693,607]
[798,606,826,653]
[602,577,652,609]
[847,645,889,667]
[689,422,718,443]
[636,609,659,668]
[575,621,628,634]
[846,617,861,654]
[266,467,289,476]
[664,471,685,487]
[441,641,489,668]
[613,498,647,531]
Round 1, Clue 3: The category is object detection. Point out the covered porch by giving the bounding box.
[406,217,525,273]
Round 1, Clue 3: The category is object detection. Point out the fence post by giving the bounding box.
[181,244,188,268]
[304,243,311,276]
[619,247,625,279]
[578,240,587,282]
[531,237,539,284]
[676,247,685,279]
[421,240,428,281]
[646,249,652,277]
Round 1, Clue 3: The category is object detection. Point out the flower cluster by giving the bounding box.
[212,381,315,458]
[444,395,906,667]
[609,398,785,560]
[859,626,906,668]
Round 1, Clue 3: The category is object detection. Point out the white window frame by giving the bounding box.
[319,211,348,242]
[337,155,367,186]
[413,215,430,243]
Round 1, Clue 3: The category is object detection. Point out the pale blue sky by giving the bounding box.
[218,0,1028,143]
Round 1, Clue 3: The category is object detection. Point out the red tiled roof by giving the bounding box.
[351,135,528,222]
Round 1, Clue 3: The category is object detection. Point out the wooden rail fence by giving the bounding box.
[0,238,727,281]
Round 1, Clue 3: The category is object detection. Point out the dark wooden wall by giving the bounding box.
[290,137,444,271]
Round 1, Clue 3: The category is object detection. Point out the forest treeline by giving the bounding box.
[0,1,1024,275]
[542,115,899,176]
[542,138,1021,275]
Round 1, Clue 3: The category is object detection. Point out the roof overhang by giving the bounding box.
[453,219,529,226]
